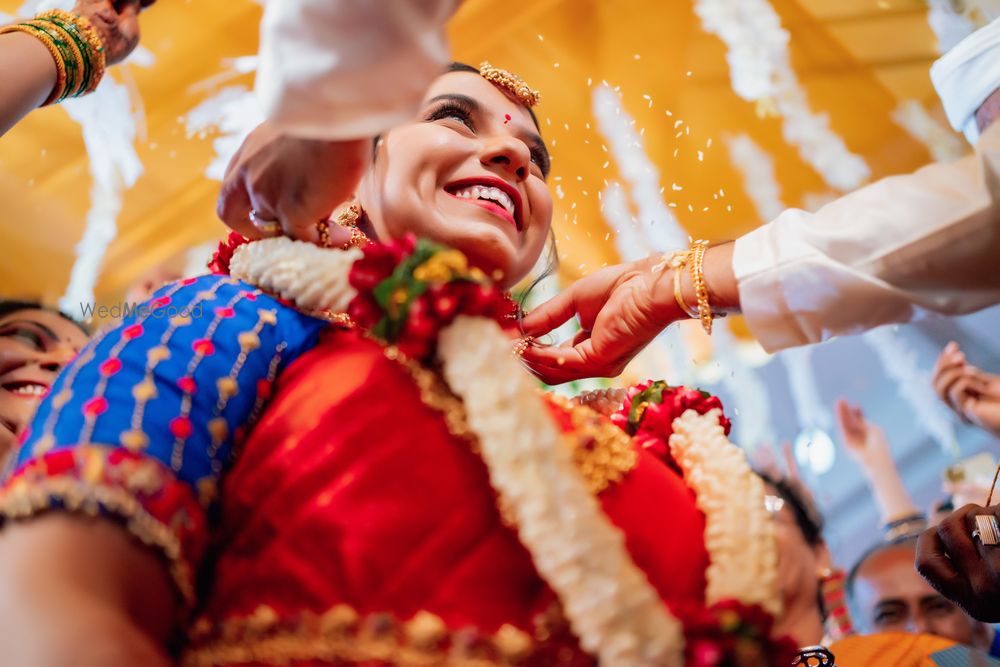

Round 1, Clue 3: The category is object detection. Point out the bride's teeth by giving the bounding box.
[451,185,515,218]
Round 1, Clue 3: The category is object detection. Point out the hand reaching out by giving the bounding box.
[519,255,685,385]
[932,342,1000,438]
[834,399,892,469]
[519,242,739,386]
[217,122,369,246]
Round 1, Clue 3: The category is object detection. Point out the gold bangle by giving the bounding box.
[1,24,68,105]
[38,9,106,94]
[654,250,699,319]
[688,240,714,334]
[673,259,700,319]
[26,20,85,100]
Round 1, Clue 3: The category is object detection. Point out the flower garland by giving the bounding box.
[611,380,732,464]
[669,409,780,616]
[227,236,361,314]
[222,235,790,666]
[440,317,685,666]
[344,236,517,360]
[611,383,780,616]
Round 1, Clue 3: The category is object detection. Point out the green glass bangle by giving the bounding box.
[20,22,81,101]
[42,15,96,97]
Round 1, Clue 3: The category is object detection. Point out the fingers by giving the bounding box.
[933,342,968,408]
[314,216,354,248]
[116,0,141,46]
[521,341,612,385]
[834,398,865,444]
[938,504,983,568]
[217,168,259,239]
[916,525,971,604]
[521,289,580,338]
[833,399,852,431]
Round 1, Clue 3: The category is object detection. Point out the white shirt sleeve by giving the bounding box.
[733,122,1000,352]
[256,0,458,140]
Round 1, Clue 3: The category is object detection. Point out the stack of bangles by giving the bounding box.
[657,240,720,335]
[0,9,106,106]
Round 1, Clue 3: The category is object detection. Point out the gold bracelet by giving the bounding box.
[39,10,106,95]
[0,24,68,105]
[26,20,85,100]
[654,250,699,319]
[688,240,714,334]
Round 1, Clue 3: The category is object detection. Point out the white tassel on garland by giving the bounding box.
[57,71,148,315]
[694,0,870,191]
[892,100,968,162]
[725,133,784,222]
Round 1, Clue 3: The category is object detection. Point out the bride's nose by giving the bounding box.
[480,136,530,182]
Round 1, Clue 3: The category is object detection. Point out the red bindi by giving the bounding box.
[504,113,511,125]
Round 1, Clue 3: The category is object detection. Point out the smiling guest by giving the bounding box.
[0,301,88,463]
[848,536,1000,657]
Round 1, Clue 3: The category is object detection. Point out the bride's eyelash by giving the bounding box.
[425,102,476,130]
[425,100,550,176]
[530,146,550,176]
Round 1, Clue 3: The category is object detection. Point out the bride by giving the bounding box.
[0,62,793,666]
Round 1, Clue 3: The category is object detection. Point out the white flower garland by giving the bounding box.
[228,237,361,313]
[668,409,781,616]
[440,316,685,667]
[226,237,785,664]
[694,0,870,191]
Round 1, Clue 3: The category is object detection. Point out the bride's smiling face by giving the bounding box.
[358,70,553,287]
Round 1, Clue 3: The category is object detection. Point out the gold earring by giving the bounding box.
[317,203,370,249]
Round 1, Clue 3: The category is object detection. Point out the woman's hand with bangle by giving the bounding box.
[521,242,739,385]
[520,254,687,385]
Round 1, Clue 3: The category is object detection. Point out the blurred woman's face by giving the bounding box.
[358,70,553,288]
[0,310,87,459]
[767,486,830,613]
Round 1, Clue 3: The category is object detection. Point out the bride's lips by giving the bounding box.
[444,176,524,231]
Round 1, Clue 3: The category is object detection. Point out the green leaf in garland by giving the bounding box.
[627,380,671,433]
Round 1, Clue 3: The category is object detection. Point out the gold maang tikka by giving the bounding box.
[478,61,541,107]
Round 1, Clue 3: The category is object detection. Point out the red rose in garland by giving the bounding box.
[611,380,732,463]
[208,231,251,275]
[347,237,518,361]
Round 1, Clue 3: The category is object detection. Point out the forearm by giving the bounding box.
[257,0,457,139]
[0,515,175,666]
[861,459,920,523]
[0,31,57,136]
[728,122,1000,352]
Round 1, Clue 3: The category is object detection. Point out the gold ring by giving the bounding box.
[512,335,534,358]
[249,209,281,236]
